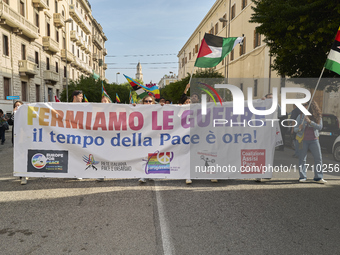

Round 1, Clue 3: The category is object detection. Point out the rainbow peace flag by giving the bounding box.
[116,93,121,103]
[84,94,89,102]
[101,82,112,103]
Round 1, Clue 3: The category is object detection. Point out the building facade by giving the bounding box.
[158,73,178,89]
[0,0,107,113]
[177,0,281,101]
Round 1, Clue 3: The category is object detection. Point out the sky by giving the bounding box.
[90,0,216,85]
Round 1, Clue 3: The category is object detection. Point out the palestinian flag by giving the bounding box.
[194,33,243,68]
[325,26,340,76]
[123,74,148,99]
[102,82,113,103]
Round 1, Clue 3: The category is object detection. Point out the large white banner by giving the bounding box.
[14,100,280,179]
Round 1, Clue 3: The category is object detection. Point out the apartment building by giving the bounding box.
[177,0,281,100]
[0,0,107,113]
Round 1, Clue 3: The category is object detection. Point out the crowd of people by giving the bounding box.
[2,85,327,185]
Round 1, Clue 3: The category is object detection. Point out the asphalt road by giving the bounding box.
[1,129,340,255]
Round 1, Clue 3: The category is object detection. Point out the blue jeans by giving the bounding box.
[293,138,299,156]
[0,126,5,143]
[298,139,323,180]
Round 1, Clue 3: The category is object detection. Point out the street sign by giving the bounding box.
[6,96,20,100]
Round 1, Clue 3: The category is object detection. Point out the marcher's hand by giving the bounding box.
[305,116,311,124]
[184,83,190,94]
[299,124,303,130]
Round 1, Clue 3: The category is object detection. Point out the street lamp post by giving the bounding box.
[64,18,73,102]
[116,72,120,84]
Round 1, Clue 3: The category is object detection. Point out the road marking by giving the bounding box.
[154,181,174,255]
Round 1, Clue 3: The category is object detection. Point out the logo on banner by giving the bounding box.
[144,151,174,174]
[241,149,266,174]
[27,150,68,173]
[32,153,47,169]
[82,154,99,170]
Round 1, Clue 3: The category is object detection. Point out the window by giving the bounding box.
[64,66,67,77]
[20,0,25,17]
[189,52,191,60]
[72,69,74,79]
[46,57,50,70]
[4,0,9,4]
[55,0,58,13]
[254,29,261,48]
[35,51,39,67]
[56,89,59,99]
[21,82,27,101]
[240,37,246,56]
[48,88,52,102]
[209,27,214,35]
[4,78,10,99]
[242,0,247,10]
[47,0,49,6]
[254,79,258,97]
[35,12,39,30]
[222,14,227,28]
[72,44,74,54]
[195,44,198,53]
[215,23,218,35]
[56,61,58,73]
[47,22,50,36]
[222,59,224,65]
[21,44,26,60]
[230,49,234,61]
[3,35,9,56]
[56,29,59,42]
[63,34,66,49]
[36,84,40,102]
[77,49,79,58]
[231,4,236,19]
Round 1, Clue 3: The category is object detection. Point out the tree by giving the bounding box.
[60,76,131,103]
[160,69,227,103]
[250,0,340,90]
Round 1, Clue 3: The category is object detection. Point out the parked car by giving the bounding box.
[285,113,340,161]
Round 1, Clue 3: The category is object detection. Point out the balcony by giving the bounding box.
[76,36,82,46]
[85,44,91,54]
[92,34,103,50]
[19,60,38,76]
[92,53,98,61]
[44,70,59,83]
[0,2,39,39]
[53,13,65,28]
[32,0,49,10]
[61,49,74,62]
[81,39,86,50]
[69,4,91,35]
[70,30,79,42]
[72,58,81,68]
[103,63,107,70]
[43,36,59,53]
[103,48,107,56]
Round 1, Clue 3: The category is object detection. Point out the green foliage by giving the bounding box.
[250,0,340,90]
[60,76,133,103]
[160,69,225,103]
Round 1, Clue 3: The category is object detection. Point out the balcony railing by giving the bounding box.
[92,34,103,50]
[103,48,107,56]
[92,53,98,61]
[69,4,91,35]
[53,13,65,28]
[43,36,59,53]
[19,60,38,76]
[0,2,39,39]
[32,0,49,10]
[76,36,83,46]
[43,70,59,83]
[103,63,107,70]
[70,30,79,42]
[61,49,74,62]
[81,40,86,50]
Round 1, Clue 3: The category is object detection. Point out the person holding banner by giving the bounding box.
[294,101,326,184]
[101,96,111,104]
[139,95,156,183]
[7,101,27,184]
[72,90,83,102]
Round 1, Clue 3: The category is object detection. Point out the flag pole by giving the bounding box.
[308,67,325,109]
[188,65,195,85]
